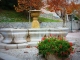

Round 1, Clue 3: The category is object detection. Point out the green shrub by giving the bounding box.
[38,35,73,58]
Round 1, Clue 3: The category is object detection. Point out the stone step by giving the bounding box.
[0,42,38,49]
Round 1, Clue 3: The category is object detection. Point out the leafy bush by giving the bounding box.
[38,35,73,58]
[74,16,79,20]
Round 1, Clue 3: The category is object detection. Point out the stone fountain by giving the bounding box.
[0,10,69,49]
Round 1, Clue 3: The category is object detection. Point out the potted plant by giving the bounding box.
[38,34,73,60]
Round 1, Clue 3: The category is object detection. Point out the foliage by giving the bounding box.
[74,16,79,20]
[66,2,80,14]
[14,0,44,12]
[38,34,73,58]
[47,0,80,26]
[0,0,17,10]
[47,0,80,15]
[75,6,80,20]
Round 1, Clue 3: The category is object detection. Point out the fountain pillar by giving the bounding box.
[30,10,41,28]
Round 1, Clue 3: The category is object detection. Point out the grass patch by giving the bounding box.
[0,10,28,22]
[0,9,62,22]
[39,17,62,22]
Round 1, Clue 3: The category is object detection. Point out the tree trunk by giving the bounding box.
[63,19,66,27]
[62,12,67,27]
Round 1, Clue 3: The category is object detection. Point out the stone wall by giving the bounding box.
[0,22,31,28]
[0,21,79,30]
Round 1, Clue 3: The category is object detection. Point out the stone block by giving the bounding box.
[0,33,4,42]
[28,42,39,47]
[0,43,7,49]
[6,44,17,49]
[17,43,28,49]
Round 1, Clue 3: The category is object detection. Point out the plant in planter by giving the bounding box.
[38,34,73,60]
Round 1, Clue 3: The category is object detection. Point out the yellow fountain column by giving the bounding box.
[30,10,41,28]
[32,17,40,28]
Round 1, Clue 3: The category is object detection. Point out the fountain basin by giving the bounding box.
[0,27,69,44]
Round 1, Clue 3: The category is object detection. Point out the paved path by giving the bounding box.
[66,31,80,60]
[66,31,80,43]
[0,47,45,60]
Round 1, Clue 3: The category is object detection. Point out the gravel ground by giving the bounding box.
[0,47,45,60]
[0,46,80,60]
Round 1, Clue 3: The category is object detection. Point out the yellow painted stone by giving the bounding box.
[30,10,41,28]
[32,17,40,28]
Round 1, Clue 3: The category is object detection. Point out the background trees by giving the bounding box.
[47,0,80,27]
[0,0,17,10]
[14,0,44,12]
[14,0,44,20]
[74,5,80,20]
